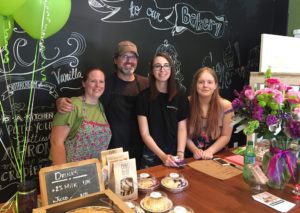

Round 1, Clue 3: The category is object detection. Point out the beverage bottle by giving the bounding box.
[243,140,256,182]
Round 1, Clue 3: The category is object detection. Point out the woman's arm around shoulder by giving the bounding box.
[56,97,74,113]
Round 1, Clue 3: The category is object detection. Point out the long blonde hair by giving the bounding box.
[188,67,222,140]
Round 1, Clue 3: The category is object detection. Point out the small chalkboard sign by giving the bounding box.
[39,159,104,206]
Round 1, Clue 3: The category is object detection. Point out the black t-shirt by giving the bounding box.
[101,72,148,106]
[136,88,189,155]
[100,73,148,164]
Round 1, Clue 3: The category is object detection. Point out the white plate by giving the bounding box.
[161,177,188,193]
[140,196,173,213]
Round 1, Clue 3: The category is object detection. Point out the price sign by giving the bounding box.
[39,159,104,206]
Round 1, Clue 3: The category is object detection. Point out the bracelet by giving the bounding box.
[177,151,184,154]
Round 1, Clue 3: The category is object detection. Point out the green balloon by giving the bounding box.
[0,15,14,47]
[13,0,71,39]
[0,0,26,15]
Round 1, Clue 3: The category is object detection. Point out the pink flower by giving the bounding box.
[244,89,255,100]
[286,90,300,103]
[274,92,284,104]
[278,83,288,91]
[255,88,272,96]
[294,107,300,121]
[287,89,300,98]
[266,77,280,89]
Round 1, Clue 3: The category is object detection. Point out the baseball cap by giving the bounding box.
[115,40,139,57]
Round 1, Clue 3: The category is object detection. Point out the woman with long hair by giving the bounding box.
[187,67,233,159]
[136,52,189,168]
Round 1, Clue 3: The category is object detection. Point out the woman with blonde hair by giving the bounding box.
[187,67,233,159]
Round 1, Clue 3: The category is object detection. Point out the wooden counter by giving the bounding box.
[2,152,300,212]
[137,154,300,213]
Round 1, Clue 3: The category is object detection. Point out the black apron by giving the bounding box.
[107,75,143,168]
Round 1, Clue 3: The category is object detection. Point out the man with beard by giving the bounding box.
[56,41,148,168]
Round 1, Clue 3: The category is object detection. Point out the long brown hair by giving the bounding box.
[149,52,177,101]
[188,67,222,140]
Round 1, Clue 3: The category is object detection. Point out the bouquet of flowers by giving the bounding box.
[231,69,300,189]
[231,69,300,143]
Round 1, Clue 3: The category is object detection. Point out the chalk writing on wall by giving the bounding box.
[0,32,86,198]
[156,39,186,92]
[202,42,259,89]
[89,0,228,38]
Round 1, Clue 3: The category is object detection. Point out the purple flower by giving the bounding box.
[232,98,244,109]
[266,115,278,126]
[252,105,264,121]
[280,111,291,120]
[285,119,300,139]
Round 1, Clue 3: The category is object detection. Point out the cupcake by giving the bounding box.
[168,205,194,213]
[140,191,173,212]
[161,173,188,193]
[138,173,159,192]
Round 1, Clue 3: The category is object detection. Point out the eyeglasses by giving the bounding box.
[152,64,171,71]
[119,54,138,61]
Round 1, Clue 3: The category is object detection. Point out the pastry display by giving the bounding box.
[66,206,115,213]
[161,173,188,193]
[140,191,173,213]
[168,205,194,213]
[138,173,160,192]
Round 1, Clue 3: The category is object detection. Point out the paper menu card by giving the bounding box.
[252,191,295,212]
[188,159,242,180]
[100,147,123,166]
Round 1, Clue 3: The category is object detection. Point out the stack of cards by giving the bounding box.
[252,191,295,212]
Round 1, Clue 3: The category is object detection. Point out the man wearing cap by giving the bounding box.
[56,41,148,168]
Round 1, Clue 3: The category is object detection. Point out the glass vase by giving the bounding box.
[262,138,297,189]
[17,180,38,213]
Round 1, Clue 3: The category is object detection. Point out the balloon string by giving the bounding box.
[0,97,9,139]
[39,0,50,82]
[3,16,11,64]
[0,33,22,177]
[19,41,40,182]
[0,137,19,175]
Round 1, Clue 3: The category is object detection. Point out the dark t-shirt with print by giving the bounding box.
[136,88,189,157]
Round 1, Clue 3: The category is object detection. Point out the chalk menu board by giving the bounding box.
[39,159,104,206]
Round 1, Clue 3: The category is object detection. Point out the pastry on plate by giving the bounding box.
[66,206,114,213]
[140,191,172,213]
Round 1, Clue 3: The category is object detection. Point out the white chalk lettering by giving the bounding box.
[51,68,82,85]
[52,196,69,203]
[54,170,78,181]
[129,1,142,18]
[64,182,78,189]
[146,7,163,22]
[181,6,222,36]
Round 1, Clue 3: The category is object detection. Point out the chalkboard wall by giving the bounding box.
[0,0,288,202]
